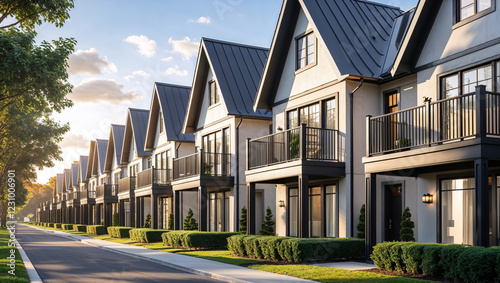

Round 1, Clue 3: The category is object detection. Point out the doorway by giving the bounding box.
[384,184,402,241]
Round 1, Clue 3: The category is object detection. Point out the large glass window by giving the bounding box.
[287,99,336,130]
[297,32,315,70]
[159,112,164,133]
[202,128,230,176]
[324,99,336,130]
[309,187,321,238]
[459,0,491,21]
[300,103,320,128]
[209,191,230,232]
[441,178,475,245]
[288,188,299,237]
[325,185,337,237]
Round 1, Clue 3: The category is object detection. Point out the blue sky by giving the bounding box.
[34,0,418,184]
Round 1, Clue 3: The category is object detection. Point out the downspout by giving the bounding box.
[175,142,182,158]
[235,116,243,231]
[349,78,364,237]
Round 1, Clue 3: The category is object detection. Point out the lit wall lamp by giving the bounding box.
[422,194,433,204]
[279,200,285,208]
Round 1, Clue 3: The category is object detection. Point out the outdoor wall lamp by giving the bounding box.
[422,194,433,204]
[279,200,285,208]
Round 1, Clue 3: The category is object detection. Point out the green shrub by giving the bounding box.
[389,242,406,273]
[372,242,398,271]
[142,213,151,228]
[439,245,466,279]
[280,238,364,263]
[243,235,262,258]
[356,204,365,239]
[54,223,62,229]
[400,207,415,242]
[129,228,169,243]
[163,231,191,247]
[258,207,275,236]
[421,245,443,276]
[87,225,106,235]
[113,212,119,227]
[401,243,430,275]
[258,236,289,261]
[457,247,500,283]
[238,207,247,234]
[182,232,239,250]
[73,225,87,232]
[107,226,132,238]
[183,209,198,230]
[61,224,73,230]
[227,234,248,256]
[167,213,174,230]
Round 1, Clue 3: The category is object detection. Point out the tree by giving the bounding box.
[356,204,365,239]
[400,207,415,242]
[15,181,53,220]
[183,208,198,231]
[142,213,151,228]
[0,0,74,30]
[113,212,119,226]
[167,213,174,230]
[238,206,247,234]
[258,207,275,236]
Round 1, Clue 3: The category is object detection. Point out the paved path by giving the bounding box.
[16,225,221,283]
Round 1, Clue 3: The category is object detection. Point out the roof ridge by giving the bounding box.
[155,82,191,89]
[353,0,402,11]
[128,108,149,112]
[202,37,269,51]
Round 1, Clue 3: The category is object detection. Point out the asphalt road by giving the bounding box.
[16,225,221,283]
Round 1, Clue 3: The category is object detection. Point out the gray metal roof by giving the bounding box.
[71,163,79,187]
[79,156,88,183]
[156,83,194,142]
[96,139,108,174]
[64,169,71,192]
[184,38,271,132]
[111,124,125,164]
[130,109,150,156]
[56,174,64,194]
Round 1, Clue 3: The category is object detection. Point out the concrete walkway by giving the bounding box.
[313,261,376,271]
[25,225,313,283]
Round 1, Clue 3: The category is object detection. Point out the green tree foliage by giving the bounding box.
[142,213,151,228]
[113,212,119,226]
[183,208,198,231]
[400,207,415,242]
[356,204,365,239]
[238,206,247,234]
[15,180,53,220]
[0,0,74,31]
[167,213,174,230]
[259,207,275,236]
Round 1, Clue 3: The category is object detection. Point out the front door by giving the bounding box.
[384,184,402,241]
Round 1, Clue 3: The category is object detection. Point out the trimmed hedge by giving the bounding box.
[54,223,62,229]
[61,224,73,230]
[372,242,500,282]
[227,235,363,263]
[129,229,169,243]
[86,225,106,235]
[48,223,55,228]
[107,226,133,238]
[73,225,87,232]
[162,231,238,249]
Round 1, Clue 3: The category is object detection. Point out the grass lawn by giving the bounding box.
[177,250,265,266]
[0,228,29,283]
[249,265,436,283]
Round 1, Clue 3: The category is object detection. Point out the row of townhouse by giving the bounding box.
[37,0,500,256]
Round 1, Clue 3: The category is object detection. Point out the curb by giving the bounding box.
[15,238,42,283]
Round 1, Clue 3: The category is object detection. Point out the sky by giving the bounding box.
[34,0,418,185]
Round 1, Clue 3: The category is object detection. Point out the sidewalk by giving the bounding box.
[26,225,312,283]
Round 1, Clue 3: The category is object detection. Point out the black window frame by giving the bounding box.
[296,31,316,71]
[440,61,497,99]
[159,111,164,134]
[209,80,219,106]
[286,96,338,130]
[454,0,495,27]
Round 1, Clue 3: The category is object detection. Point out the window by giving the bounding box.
[208,191,230,232]
[458,0,491,21]
[160,197,169,229]
[287,98,336,130]
[288,188,299,237]
[202,128,230,176]
[297,32,315,70]
[324,99,337,130]
[209,80,219,106]
[441,178,475,245]
[159,112,164,134]
[325,185,338,237]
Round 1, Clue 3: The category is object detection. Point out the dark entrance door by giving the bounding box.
[384,184,402,241]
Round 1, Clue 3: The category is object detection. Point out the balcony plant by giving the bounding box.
[289,132,300,159]
[394,138,411,150]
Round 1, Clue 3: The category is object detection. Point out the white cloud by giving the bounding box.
[124,70,150,81]
[160,57,173,62]
[67,48,118,75]
[124,35,157,57]
[59,133,88,149]
[164,65,188,77]
[189,16,212,24]
[168,37,199,60]
[69,78,141,104]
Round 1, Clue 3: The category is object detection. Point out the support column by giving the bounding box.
[198,186,207,231]
[103,203,109,227]
[475,158,489,247]
[298,175,309,238]
[174,190,180,230]
[119,200,125,226]
[135,197,141,228]
[130,197,135,228]
[247,183,256,234]
[366,173,377,260]
[151,195,158,229]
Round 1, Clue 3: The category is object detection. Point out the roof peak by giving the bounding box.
[128,108,149,113]
[202,37,269,51]
[155,82,191,89]
[354,0,402,11]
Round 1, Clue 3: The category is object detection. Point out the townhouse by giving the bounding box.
[87,139,109,225]
[172,38,275,233]
[67,163,80,224]
[77,156,91,224]
[143,83,195,229]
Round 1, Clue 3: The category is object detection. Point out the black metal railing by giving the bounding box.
[173,151,232,180]
[88,189,96,199]
[367,86,500,156]
[247,124,343,170]
[118,176,135,194]
[96,184,117,198]
[154,168,173,185]
[136,168,152,188]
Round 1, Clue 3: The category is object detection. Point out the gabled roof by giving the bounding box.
[56,173,64,195]
[144,83,195,151]
[96,139,108,175]
[78,156,88,183]
[121,108,151,163]
[184,38,271,133]
[63,169,71,192]
[86,141,96,180]
[254,0,404,110]
[104,124,125,172]
[391,0,443,76]
[71,163,79,187]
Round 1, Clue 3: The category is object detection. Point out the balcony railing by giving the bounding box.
[69,191,80,201]
[173,151,232,180]
[247,124,343,170]
[96,184,117,198]
[367,86,500,156]
[118,176,135,194]
[154,168,173,185]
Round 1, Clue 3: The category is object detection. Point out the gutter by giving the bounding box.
[349,78,364,237]
[235,117,243,231]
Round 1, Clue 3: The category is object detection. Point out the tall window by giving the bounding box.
[325,185,337,237]
[209,191,230,232]
[287,99,336,130]
[297,32,315,70]
[288,188,299,237]
[441,178,475,245]
[209,80,219,106]
[159,112,164,134]
[202,128,230,176]
[458,0,491,21]
[309,187,321,237]
[324,99,337,130]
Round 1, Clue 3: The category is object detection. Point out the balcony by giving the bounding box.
[172,151,233,190]
[136,167,173,190]
[118,176,136,194]
[245,124,345,183]
[67,191,80,206]
[363,86,500,174]
[95,184,118,204]
[80,188,96,205]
